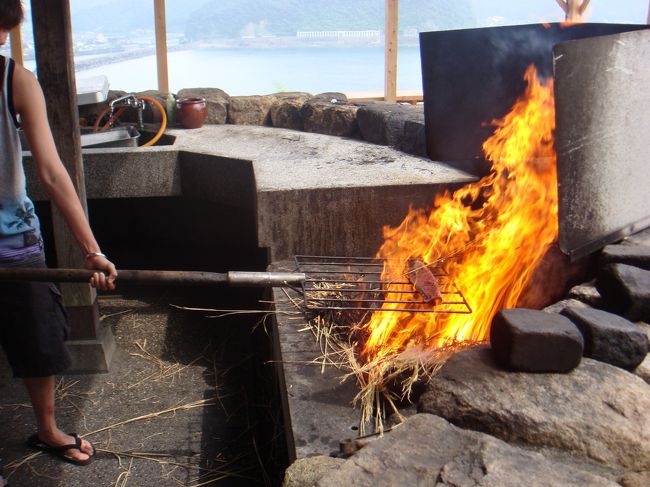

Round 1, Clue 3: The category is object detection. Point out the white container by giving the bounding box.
[76,75,109,106]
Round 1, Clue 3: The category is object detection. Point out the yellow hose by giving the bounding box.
[138,95,167,147]
[92,95,167,147]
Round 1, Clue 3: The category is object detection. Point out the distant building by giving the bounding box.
[296,30,381,41]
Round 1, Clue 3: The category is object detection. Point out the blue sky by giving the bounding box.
[470,0,648,26]
[64,1,649,27]
[17,1,650,35]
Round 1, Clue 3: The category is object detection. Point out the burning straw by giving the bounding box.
[168,67,557,434]
[294,65,558,433]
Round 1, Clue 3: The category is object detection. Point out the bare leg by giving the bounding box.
[22,377,94,462]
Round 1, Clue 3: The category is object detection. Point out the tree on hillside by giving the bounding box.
[184,0,475,40]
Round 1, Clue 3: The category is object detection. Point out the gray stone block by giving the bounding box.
[490,308,584,372]
[227,95,276,125]
[356,102,424,146]
[269,93,312,131]
[312,92,348,103]
[561,306,649,370]
[601,244,650,270]
[568,280,603,306]
[396,118,427,157]
[301,102,359,137]
[597,263,650,322]
[65,325,116,373]
[543,298,590,314]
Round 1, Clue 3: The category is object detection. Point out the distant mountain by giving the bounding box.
[67,0,476,38]
[69,0,210,34]
[185,0,476,40]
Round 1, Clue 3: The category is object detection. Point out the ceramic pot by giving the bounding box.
[176,97,207,129]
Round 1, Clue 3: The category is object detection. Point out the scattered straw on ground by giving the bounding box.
[2,316,255,486]
[283,284,477,434]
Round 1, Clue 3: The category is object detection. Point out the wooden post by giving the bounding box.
[30,0,114,372]
[154,0,170,92]
[9,25,23,66]
[384,0,398,103]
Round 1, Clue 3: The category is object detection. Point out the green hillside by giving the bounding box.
[67,0,475,39]
[184,0,476,40]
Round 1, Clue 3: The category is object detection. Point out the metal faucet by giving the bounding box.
[109,94,146,129]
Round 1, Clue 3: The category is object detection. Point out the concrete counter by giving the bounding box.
[25,125,475,260]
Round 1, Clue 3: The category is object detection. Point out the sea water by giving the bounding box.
[76,45,424,96]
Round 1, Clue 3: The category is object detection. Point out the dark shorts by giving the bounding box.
[0,251,72,378]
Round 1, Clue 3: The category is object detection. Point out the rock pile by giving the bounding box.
[283,228,650,486]
[88,88,427,158]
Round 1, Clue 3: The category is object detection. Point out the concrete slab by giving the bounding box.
[168,125,472,192]
[26,124,475,261]
[269,260,361,462]
[25,147,182,200]
[169,125,475,260]
[66,324,116,373]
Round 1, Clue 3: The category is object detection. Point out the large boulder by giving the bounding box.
[316,414,617,487]
[176,87,230,125]
[396,118,427,157]
[301,101,359,137]
[568,280,603,307]
[621,471,650,487]
[355,102,423,147]
[269,92,313,131]
[227,94,277,125]
[543,298,590,314]
[283,456,345,487]
[418,346,650,470]
[636,355,650,385]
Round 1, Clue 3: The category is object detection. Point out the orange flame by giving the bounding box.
[362,65,557,361]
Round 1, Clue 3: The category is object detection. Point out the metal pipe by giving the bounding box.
[0,268,306,288]
[227,271,305,287]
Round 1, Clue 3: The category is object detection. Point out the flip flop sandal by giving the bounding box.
[0,459,9,486]
[27,433,95,466]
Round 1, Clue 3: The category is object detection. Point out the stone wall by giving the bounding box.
[81,88,427,158]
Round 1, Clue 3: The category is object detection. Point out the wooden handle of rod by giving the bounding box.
[0,268,306,287]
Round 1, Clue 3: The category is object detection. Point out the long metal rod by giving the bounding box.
[0,268,306,287]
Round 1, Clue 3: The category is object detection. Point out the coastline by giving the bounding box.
[71,35,420,72]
